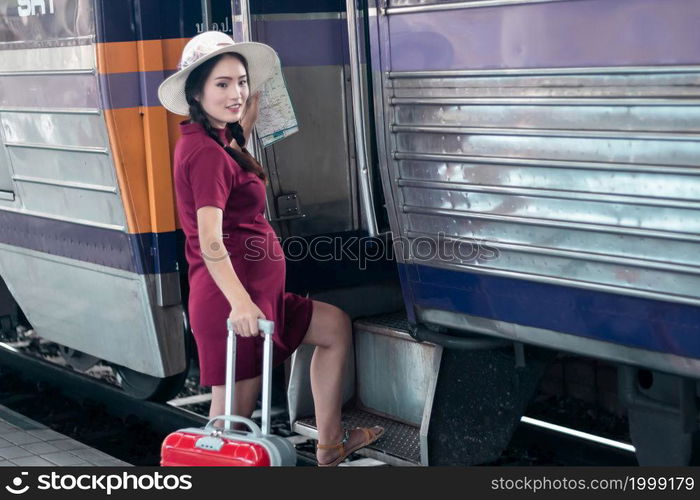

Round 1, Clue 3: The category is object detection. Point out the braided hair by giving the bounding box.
[184,53,267,183]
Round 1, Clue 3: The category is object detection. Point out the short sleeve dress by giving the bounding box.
[173,121,313,386]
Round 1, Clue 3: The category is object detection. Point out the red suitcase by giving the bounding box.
[161,318,297,466]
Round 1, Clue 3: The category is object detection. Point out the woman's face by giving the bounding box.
[197,55,249,129]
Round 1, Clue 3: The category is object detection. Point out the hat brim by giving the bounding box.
[157,42,279,116]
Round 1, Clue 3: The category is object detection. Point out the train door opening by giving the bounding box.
[215,0,433,465]
[218,0,400,312]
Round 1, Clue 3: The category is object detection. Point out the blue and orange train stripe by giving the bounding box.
[91,0,200,275]
[97,37,187,234]
[91,0,354,277]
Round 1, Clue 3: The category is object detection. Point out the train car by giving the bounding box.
[0,0,195,400]
[0,0,699,466]
[347,0,700,466]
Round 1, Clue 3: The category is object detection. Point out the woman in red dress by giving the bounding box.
[158,31,382,466]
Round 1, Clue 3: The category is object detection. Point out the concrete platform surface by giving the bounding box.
[0,405,130,467]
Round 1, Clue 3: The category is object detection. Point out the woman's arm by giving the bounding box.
[197,206,265,337]
[239,92,260,145]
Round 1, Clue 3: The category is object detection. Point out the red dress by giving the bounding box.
[173,121,313,386]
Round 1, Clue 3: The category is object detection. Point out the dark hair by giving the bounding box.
[184,53,267,183]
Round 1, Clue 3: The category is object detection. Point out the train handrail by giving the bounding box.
[346,0,378,236]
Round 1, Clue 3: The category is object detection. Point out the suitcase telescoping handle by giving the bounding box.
[225,318,275,435]
[203,415,263,437]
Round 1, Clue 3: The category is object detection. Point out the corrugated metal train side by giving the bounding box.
[368,0,700,379]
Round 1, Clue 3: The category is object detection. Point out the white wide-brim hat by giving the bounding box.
[158,31,279,116]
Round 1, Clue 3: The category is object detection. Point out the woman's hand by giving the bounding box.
[240,91,261,144]
[243,92,260,121]
[228,294,266,337]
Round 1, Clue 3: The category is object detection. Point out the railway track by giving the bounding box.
[0,328,637,467]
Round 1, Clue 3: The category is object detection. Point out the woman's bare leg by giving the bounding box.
[209,376,262,419]
[301,300,381,465]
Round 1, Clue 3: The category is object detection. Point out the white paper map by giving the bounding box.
[255,65,298,148]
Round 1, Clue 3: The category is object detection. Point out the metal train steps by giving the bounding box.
[287,311,442,466]
[294,408,420,466]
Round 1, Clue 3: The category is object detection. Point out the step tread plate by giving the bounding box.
[355,311,410,333]
[294,408,421,466]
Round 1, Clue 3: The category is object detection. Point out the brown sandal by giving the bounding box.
[316,426,385,467]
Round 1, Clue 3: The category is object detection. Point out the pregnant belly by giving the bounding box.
[229,229,286,286]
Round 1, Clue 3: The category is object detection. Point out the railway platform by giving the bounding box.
[0,404,129,467]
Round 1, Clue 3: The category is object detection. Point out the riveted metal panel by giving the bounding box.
[401,186,700,233]
[373,5,700,306]
[388,96,700,302]
[1,44,95,72]
[2,112,108,150]
[407,237,700,303]
[405,212,700,269]
[14,180,125,227]
[7,147,115,195]
[0,243,184,377]
[398,160,700,201]
[392,73,700,97]
[394,131,700,167]
[394,103,700,133]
